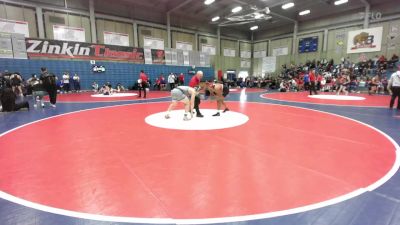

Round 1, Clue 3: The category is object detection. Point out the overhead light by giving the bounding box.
[231,6,242,13]
[282,2,294,9]
[299,9,310,16]
[254,13,263,19]
[334,0,348,5]
[250,26,259,30]
[204,0,215,5]
[265,7,270,14]
[211,16,220,22]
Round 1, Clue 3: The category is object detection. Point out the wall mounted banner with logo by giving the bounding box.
[223,48,236,57]
[11,33,27,59]
[262,56,276,73]
[0,33,13,58]
[335,30,346,54]
[241,59,251,68]
[0,33,27,59]
[201,44,216,55]
[253,50,266,58]
[151,49,165,64]
[176,41,193,51]
[199,53,206,66]
[104,31,129,47]
[26,38,144,63]
[53,25,85,42]
[165,49,172,65]
[143,36,164,50]
[272,47,288,56]
[0,19,29,37]
[240,50,251,59]
[388,22,400,50]
[144,48,152,64]
[183,51,190,65]
[347,27,383,53]
[171,49,178,65]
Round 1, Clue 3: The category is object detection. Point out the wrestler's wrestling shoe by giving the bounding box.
[223,108,229,113]
[196,113,204,118]
[212,112,220,117]
[183,115,191,121]
[165,114,170,119]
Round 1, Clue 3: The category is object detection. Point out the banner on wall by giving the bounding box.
[204,54,211,67]
[144,48,152,64]
[26,38,144,63]
[53,25,85,42]
[223,48,236,57]
[143,36,164,50]
[176,41,193,51]
[151,49,165,64]
[347,27,383,53]
[335,31,346,54]
[189,51,199,66]
[240,50,251,59]
[199,53,206,66]
[104,31,129,47]
[201,44,216,55]
[0,33,13,58]
[165,49,172,65]
[388,22,400,50]
[11,33,27,59]
[272,47,288,56]
[253,50,266,58]
[262,56,276,73]
[0,19,29,37]
[241,59,251,68]
[183,51,190,65]
[171,49,178,65]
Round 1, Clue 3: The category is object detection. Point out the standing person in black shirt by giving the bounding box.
[40,67,57,108]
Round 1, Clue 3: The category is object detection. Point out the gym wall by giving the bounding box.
[0,59,214,90]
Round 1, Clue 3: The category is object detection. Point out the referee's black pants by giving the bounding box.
[390,86,400,109]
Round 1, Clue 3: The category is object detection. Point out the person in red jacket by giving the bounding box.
[138,70,148,98]
[189,71,204,117]
[178,73,185,85]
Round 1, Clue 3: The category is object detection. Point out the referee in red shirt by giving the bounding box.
[189,71,204,117]
[138,70,148,98]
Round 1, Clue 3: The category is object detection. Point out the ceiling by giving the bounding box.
[23,0,399,39]
[103,0,395,33]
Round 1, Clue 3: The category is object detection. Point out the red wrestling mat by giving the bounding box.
[261,92,391,107]
[0,102,396,220]
[43,91,170,103]
[229,88,267,93]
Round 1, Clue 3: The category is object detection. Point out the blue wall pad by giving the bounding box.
[0,59,214,89]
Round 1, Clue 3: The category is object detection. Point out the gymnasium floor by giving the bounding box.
[0,89,399,225]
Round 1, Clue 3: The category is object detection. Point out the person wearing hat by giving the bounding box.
[388,64,400,110]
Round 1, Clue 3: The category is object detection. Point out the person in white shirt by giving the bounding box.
[388,65,400,110]
[72,73,80,92]
[62,72,70,93]
[168,73,176,90]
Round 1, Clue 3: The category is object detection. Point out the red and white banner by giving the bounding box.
[104,31,129,46]
[53,25,86,42]
[0,19,29,37]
